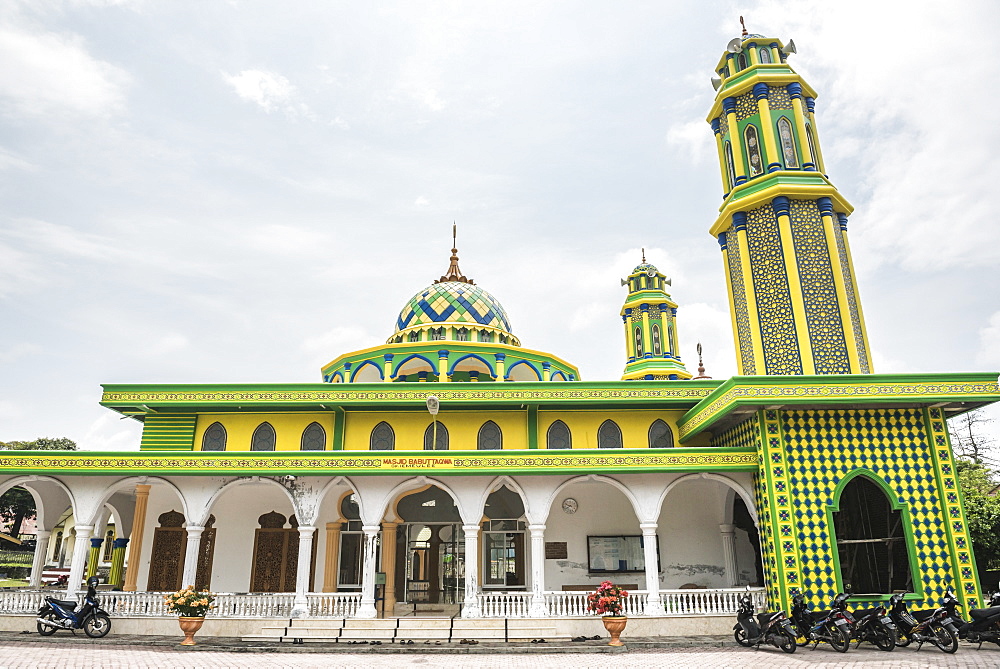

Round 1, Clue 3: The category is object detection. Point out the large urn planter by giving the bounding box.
[602,616,628,646]
[178,616,205,646]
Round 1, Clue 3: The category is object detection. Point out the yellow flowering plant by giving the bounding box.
[164,586,216,617]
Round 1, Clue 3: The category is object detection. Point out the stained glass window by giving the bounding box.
[300,422,326,451]
[744,124,763,176]
[546,420,572,449]
[202,422,226,451]
[598,420,623,449]
[648,420,673,448]
[370,421,395,451]
[478,421,502,450]
[251,422,276,451]
[777,117,798,168]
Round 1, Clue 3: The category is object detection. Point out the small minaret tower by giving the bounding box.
[620,252,691,380]
[707,19,872,375]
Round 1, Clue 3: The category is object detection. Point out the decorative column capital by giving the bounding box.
[383,354,394,362]
[711,118,721,135]
[89,537,104,548]
[817,197,834,216]
[528,524,546,537]
[717,232,728,249]
[134,484,151,496]
[494,353,506,361]
[462,523,481,535]
[112,538,129,549]
[837,213,849,230]
[361,524,380,536]
[36,529,52,540]
[752,82,769,100]
[722,97,737,115]
[771,196,791,218]
[75,525,95,536]
[437,350,449,359]
[639,522,658,534]
[719,523,736,535]
[805,97,816,113]
[732,211,748,231]
[297,525,317,537]
[786,82,802,100]
[185,525,205,539]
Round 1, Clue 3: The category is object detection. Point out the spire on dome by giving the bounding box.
[692,342,712,380]
[641,247,646,263]
[435,222,475,285]
[739,15,748,37]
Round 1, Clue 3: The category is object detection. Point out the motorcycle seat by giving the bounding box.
[49,599,78,610]
[756,612,778,626]
[970,605,1000,620]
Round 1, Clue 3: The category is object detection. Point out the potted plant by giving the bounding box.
[164,585,216,646]
[587,580,629,646]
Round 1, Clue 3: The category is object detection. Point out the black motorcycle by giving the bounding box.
[957,591,1000,648]
[36,576,112,638]
[790,592,852,652]
[733,589,797,653]
[888,592,959,653]
[837,595,896,651]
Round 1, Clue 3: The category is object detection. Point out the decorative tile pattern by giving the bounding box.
[745,204,802,374]
[788,199,850,374]
[711,414,759,449]
[834,228,871,373]
[725,231,757,374]
[759,409,802,610]
[735,92,758,121]
[396,282,513,333]
[767,86,792,110]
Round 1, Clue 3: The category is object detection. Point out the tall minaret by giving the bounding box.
[620,254,691,380]
[707,23,872,375]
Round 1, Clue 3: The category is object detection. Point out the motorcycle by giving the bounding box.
[833,594,896,651]
[36,576,112,638]
[957,592,1000,649]
[733,588,797,653]
[790,592,852,652]
[888,592,959,653]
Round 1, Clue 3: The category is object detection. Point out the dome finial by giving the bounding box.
[641,247,646,263]
[692,342,712,379]
[435,222,474,285]
[739,15,748,37]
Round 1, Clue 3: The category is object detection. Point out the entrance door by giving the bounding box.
[402,523,464,605]
[483,520,526,590]
[250,511,316,592]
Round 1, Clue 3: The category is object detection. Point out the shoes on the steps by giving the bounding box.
[571,636,586,642]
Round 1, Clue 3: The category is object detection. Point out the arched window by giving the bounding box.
[251,422,276,451]
[633,327,643,356]
[776,117,798,168]
[478,421,502,450]
[759,47,772,64]
[724,141,736,189]
[456,327,469,341]
[370,421,395,451]
[480,330,493,343]
[806,123,820,170]
[408,331,419,342]
[598,420,623,449]
[300,422,326,451]
[431,327,445,341]
[102,529,115,561]
[737,52,748,71]
[744,124,763,176]
[546,420,572,449]
[202,422,227,451]
[833,475,913,594]
[648,420,673,448]
[423,422,449,450]
[651,324,662,355]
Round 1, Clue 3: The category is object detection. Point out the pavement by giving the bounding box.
[1,632,1000,667]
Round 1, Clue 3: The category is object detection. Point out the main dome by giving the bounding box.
[395,281,513,334]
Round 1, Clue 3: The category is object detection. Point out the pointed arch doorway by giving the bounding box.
[249,511,316,592]
[147,512,217,591]
[393,486,464,610]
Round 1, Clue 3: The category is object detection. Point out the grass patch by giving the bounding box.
[0,579,28,587]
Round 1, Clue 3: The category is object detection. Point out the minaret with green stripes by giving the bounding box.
[707,25,872,375]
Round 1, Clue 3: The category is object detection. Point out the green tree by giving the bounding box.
[956,459,1000,571]
[0,438,77,539]
[0,437,77,451]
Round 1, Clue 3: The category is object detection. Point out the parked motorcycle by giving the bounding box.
[733,589,797,653]
[888,592,959,653]
[831,594,896,651]
[790,592,852,652]
[957,592,1000,648]
[36,576,112,638]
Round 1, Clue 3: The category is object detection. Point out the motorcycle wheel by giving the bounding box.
[36,611,59,636]
[872,627,896,651]
[778,631,797,654]
[931,623,957,654]
[896,631,912,647]
[83,612,111,639]
[828,625,850,653]
[734,627,752,647]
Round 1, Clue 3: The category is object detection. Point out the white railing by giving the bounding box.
[104,591,170,616]
[307,592,360,618]
[0,589,46,614]
[543,591,648,617]
[660,587,765,615]
[215,592,295,618]
[477,591,532,617]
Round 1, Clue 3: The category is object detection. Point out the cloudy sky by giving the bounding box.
[1,0,998,451]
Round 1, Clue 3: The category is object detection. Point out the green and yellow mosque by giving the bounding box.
[0,25,997,637]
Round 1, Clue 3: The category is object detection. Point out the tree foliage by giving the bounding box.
[0,437,77,451]
[0,437,77,538]
[956,459,1000,571]
[950,409,997,467]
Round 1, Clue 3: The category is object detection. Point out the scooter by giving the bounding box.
[837,595,896,651]
[790,592,852,652]
[733,589,797,653]
[957,592,1000,648]
[888,592,959,653]
[36,576,112,638]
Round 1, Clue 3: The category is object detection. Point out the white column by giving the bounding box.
[66,525,94,596]
[640,522,661,615]
[355,524,379,619]
[291,525,316,618]
[29,530,52,588]
[528,524,547,617]
[462,523,482,618]
[181,525,204,588]
[720,524,739,587]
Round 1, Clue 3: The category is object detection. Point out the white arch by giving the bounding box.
[0,475,76,529]
[477,475,529,520]
[316,476,364,520]
[544,474,644,523]
[201,477,297,524]
[86,476,190,526]
[657,473,758,525]
[371,476,469,525]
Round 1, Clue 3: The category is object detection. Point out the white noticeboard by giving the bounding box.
[587,535,648,572]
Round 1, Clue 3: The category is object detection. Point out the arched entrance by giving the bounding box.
[393,486,463,610]
[482,485,526,591]
[250,511,315,593]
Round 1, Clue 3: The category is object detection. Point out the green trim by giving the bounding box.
[526,405,538,450]
[139,414,197,451]
[824,468,923,602]
[332,406,345,451]
[0,447,758,477]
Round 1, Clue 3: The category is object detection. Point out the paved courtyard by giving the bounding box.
[0,641,999,668]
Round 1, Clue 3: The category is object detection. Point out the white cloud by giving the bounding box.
[224,69,310,117]
[80,411,142,452]
[977,311,1000,366]
[666,119,713,164]
[0,23,128,117]
[0,146,36,171]
[301,326,376,366]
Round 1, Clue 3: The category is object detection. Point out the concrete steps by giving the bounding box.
[242,616,558,644]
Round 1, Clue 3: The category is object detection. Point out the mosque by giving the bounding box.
[0,26,997,638]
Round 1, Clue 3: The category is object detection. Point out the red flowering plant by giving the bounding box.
[586,580,629,617]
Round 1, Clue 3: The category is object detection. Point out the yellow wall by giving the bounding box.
[194,413,335,451]
[344,411,527,450]
[538,409,692,448]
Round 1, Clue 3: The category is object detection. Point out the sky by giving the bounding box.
[1,0,998,451]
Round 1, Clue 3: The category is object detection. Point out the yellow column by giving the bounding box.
[712,119,731,192]
[723,98,748,184]
[806,98,827,171]
[541,363,551,382]
[323,521,342,592]
[383,355,394,382]
[748,45,759,66]
[818,199,862,372]
[122,484,150,592]
[494,354,506,381]
[622,313,635,359]
[639,306,652,357]
[733,214,766,374]
[787,84,814,169]
[437,351,450,382]
[753,84,781,172]
[85,538,102,579]
[772,198,815,374]
[839,216,874,372]
[108,538,128,587]
[381,521,398,615]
